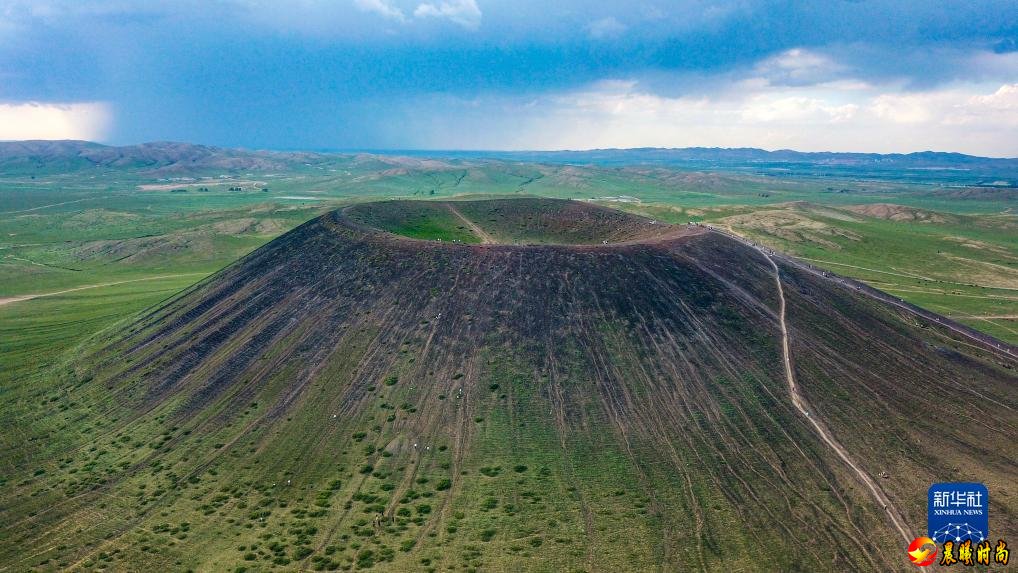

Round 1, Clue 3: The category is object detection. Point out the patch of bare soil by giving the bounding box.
[846,203,955,223]
[719,209,861,248]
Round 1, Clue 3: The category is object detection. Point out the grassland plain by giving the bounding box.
[1,199,1014,572]
[2,154,1013,343]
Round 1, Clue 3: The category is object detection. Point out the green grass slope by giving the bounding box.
[345,201,482,244]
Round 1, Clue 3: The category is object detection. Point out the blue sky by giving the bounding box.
[1,0,1016,155]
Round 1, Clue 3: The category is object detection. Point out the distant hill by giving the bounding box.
[483,146,1017,165]
[405,147,1018,186]
[2,140,1016,184]
[3,199,1013,571]
[0,140,333,175]
[427,146,1017,167]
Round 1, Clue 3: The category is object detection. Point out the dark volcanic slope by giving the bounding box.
[2,200,1015,572]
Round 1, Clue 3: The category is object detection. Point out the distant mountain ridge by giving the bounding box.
[417,146,1018,170]
[0,140,332,174]
[547,146,1013,164]
[405,146,1018,186]
[1,140,1015,184]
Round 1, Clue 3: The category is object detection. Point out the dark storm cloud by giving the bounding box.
[0,0,1015,150]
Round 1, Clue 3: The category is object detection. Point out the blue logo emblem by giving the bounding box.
[928,482,989,544]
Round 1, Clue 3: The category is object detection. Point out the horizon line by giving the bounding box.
[4,139,1017,161]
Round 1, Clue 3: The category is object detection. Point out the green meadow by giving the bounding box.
[2,161,1014,366]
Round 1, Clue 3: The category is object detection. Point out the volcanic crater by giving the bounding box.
[342,198,685,246]
[8,198,1016,572]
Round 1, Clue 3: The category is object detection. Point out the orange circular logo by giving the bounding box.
[908,536,938,567]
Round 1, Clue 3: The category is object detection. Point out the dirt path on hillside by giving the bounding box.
[0,273,207,307]
[444,203,496,244]
[764,252,912,544]
[709,227,1017,360]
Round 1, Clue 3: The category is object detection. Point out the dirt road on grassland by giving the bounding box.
[0,273,207,307]
[445,203,496,244]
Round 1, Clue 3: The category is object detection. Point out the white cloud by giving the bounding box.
[554,80,710,119]
[392,76,1018,156]
[750,48,847,87]
[430,46,1014,155]
[587,16,626,40]
[350,0,482,29]
[413,0,481,29]
[870,93,934,124]
[534,80,1018,154]
[871,84,1018,128]
[741,95,858,123]
[0,101,112,141]
[353,0,406,22]
[966,83,1018,115]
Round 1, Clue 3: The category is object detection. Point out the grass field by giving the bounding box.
[1,159,1013,358]
[346,201,483,244]
[693,203,1018,341]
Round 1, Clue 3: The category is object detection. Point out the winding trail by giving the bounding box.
[763,251,912,544]
[444,203,496,244]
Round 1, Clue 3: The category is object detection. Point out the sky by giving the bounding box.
[0,0,1016,155]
